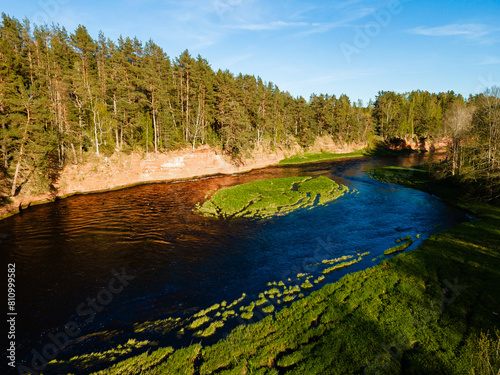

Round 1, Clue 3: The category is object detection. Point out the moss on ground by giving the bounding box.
[195,176,348,219]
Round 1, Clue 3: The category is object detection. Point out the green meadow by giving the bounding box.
[279,150,365,165]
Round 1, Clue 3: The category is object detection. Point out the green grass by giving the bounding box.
[195,176,348,219]
[279,150,365,165]
[221,310,235,320]
[48,339,151,371]
[322,259,358,274]
[133,317,181,334]
[396,235,412,244]
[313,275,325,284]
[321,254,355,265]
[188,315,210,330]
[367,166,429,188]
[279,146,421,166]
[196,321,224,337]
[241,311,254,320]
[256,297,268,306]
[384,239,415,255]
[262,305,275,314]
[300,280,313,289]
[193,303,220,318]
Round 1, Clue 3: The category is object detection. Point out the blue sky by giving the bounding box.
[2,0,500,104]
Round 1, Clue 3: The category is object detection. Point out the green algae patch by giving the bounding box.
[195,176,348,219]
[322,259,358,274]
[188,315,211,330]
[193,303,220,318]
[48,339,152,371]
[196,321,224,337]
[134,317,181,334]
[384,239,414,256]
[301,280,313,289]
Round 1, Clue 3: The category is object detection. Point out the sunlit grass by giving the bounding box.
[279,150,365,165]
[384,238,414,255]
[322,259,358,274]
[195,176,348,219]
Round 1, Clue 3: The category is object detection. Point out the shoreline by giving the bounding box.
[0,144,367,221]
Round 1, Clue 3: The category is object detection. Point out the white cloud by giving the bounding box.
[407,24,491,39]
[296,6,377,37]
[228,20,308,31]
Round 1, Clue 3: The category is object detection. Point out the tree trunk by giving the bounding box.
[71,143,78,164]
[186,69,189,142]
[11,109,30,196]
[114,93,119,150]
[1,121,7,170]
[152,91,158,154]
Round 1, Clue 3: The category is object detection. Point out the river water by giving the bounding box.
[0,154,469,373]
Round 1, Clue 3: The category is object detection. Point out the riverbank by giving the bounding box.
[87,169,500,374]
[0,141,366,221]
[0,146,283,221]
[279,150,365,165]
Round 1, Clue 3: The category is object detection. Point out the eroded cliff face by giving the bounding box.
[0,139,372,220]
[0,145,286,219]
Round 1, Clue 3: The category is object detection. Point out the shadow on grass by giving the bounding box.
[363,139,420,157]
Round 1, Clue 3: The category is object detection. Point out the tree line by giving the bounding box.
[0,14,498,200]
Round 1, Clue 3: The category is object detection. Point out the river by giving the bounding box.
[0,154,469,374]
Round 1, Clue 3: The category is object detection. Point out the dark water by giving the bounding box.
[0,154,469,373]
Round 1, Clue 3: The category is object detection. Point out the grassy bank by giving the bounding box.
[194,176,348,219]
[278,145,422,166]
[279,150,365,165]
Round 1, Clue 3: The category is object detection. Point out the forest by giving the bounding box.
[1,14,499,201]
